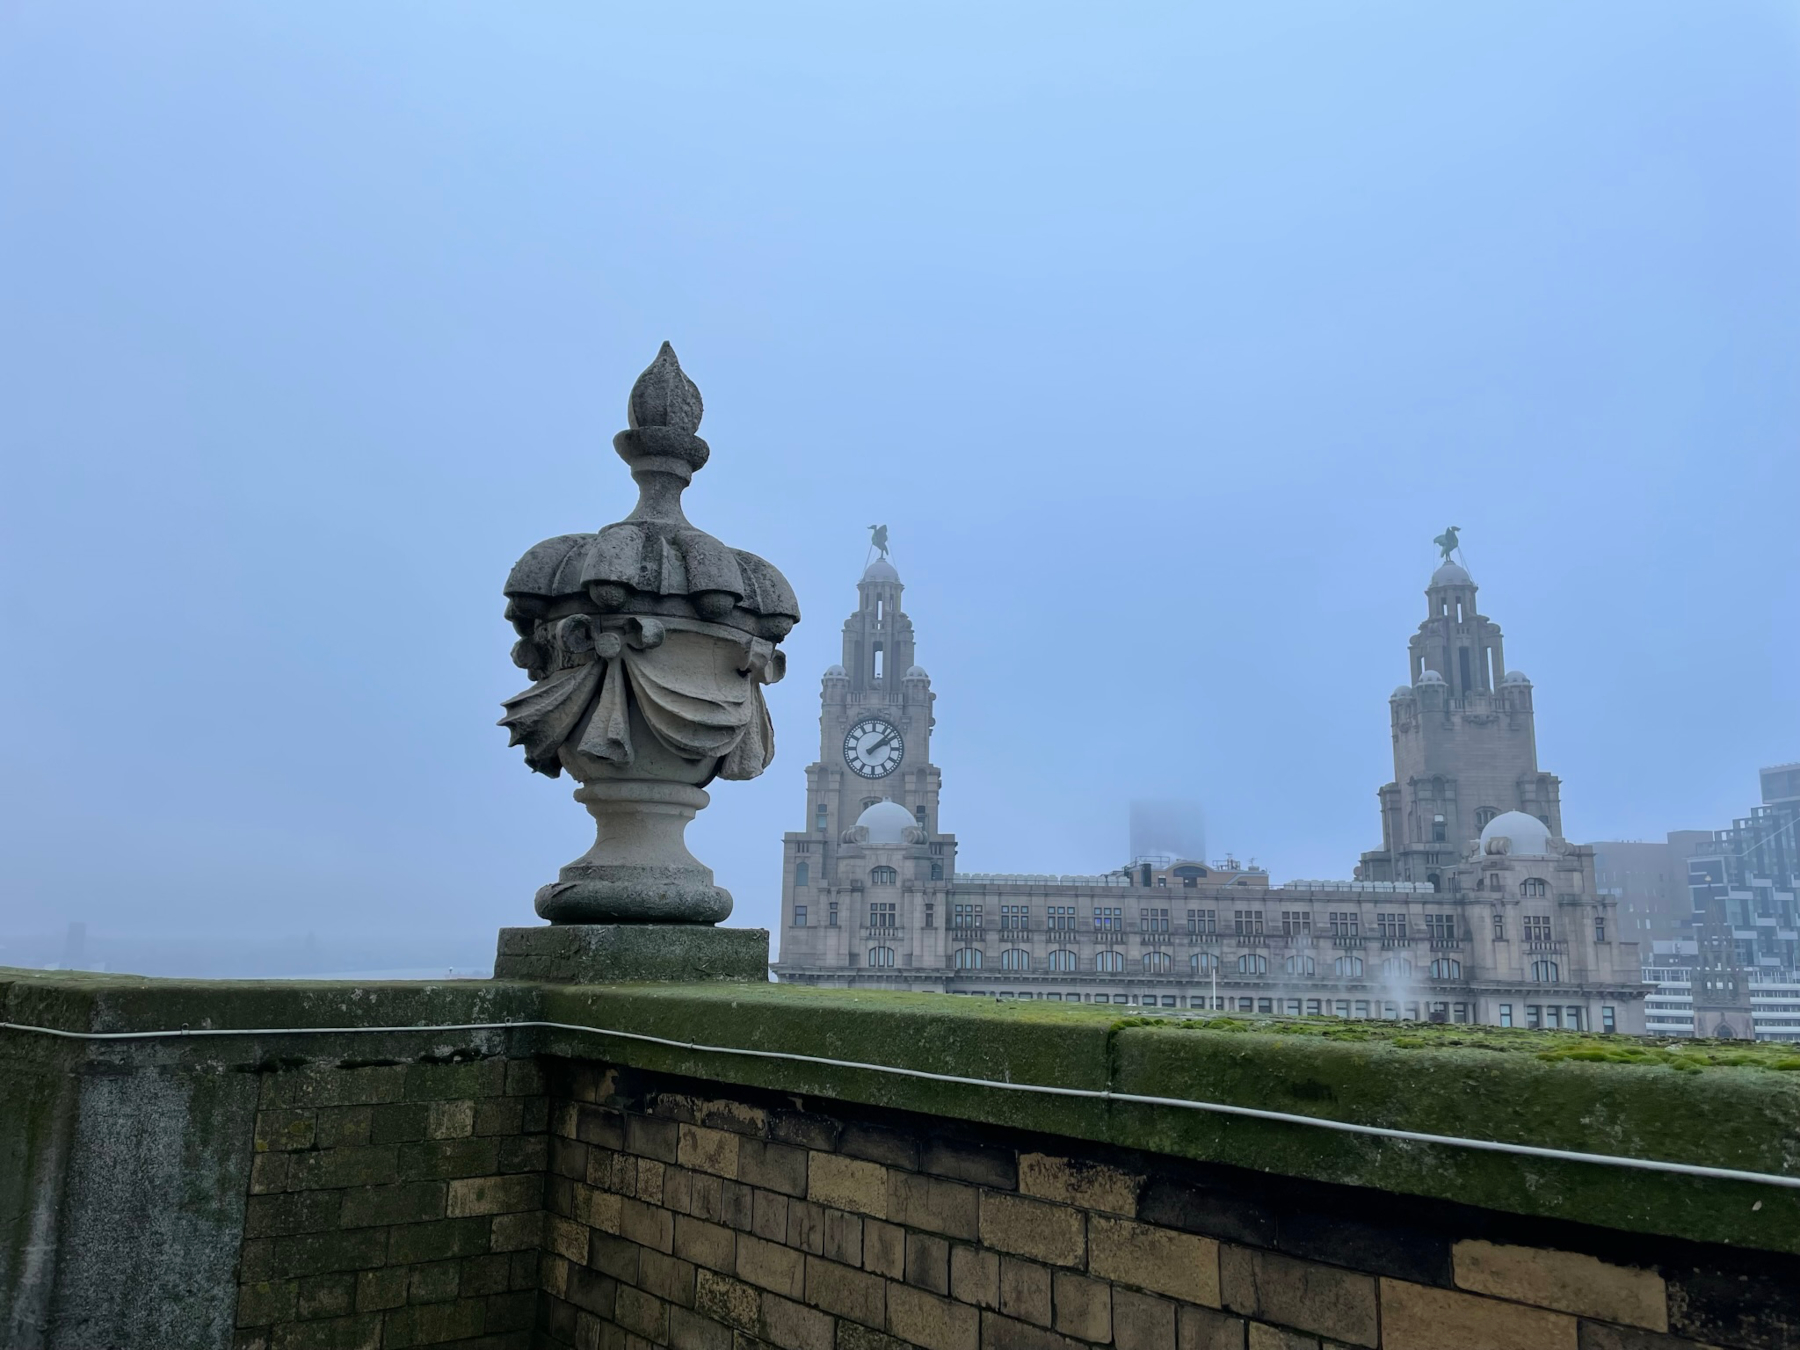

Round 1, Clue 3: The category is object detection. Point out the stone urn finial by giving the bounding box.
[498,345,799,926]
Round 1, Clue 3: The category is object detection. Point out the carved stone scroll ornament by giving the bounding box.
[498,344,798,925]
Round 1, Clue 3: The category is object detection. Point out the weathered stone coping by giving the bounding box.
[5,969,1798,1255]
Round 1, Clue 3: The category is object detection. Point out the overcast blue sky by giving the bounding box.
[2,3,1795,963]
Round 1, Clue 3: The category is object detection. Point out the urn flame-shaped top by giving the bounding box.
[628,341,704,434]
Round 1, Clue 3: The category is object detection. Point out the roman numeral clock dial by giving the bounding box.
[843,718,904,779]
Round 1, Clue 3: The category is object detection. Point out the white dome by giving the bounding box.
[855,800,915,845]
[1430,561,1472,588]
[863,557,900,583]
[1416,669,1445,686]
[823,664,847,679]
[904,665,928,679]
[1391,685,1415,700]
[1480,811,1553,857]
[1502,670,1531,685]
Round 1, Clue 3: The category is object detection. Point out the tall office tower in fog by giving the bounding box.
[1129,800,1206,868]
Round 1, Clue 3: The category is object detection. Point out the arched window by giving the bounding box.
[867,947,895,968]
[1284,954,1314,976]
[929,863,943,881]
[1047,949,1077,972]
[1143,951,1172,973]
[1429,958,1462,979]
[954,947,982,970]
[1520,878,1547,898]
[1381,957,1412,978]
[1237,953,1267,974]
[1334,955,1364,977]
[1191,952,1215,975]
[1531,960,1560,983]
[870,866,898,886]
[1095,951,1124,973]
[1476,807,1498,829]
[1427,872,1442,893]
[1000,949,1030,971]
[795,861,809,887]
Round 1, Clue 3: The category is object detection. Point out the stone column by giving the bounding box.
[491,344,800,983]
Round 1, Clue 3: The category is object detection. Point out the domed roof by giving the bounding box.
[1416,669,1445,686]
[1501,669,1531,685]
[1480,811,1552,857]
[1429,561,1472,588]
[862,557,900,583]
[1391,685,1415,700]
[823,664,847,679]
[904,665,928,680]
[855,800,915,845]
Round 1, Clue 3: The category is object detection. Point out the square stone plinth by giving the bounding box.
[493,924,770,984]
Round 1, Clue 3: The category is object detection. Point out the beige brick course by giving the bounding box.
[762,1291,837,1350]
[697,1268,764,1333]
[1177,1304,1246,1350]
[1019,1154,1142,1219]
[979,1310,1089,1350]
[1452,1240,1669,1331]
[810,1154,890,1218]
[907,1232,952,1295]
[889,1281,982,1350]
[1112,1288,1178,1350]
[1000,1258,1053,1328]
[677,1215,740,1273]
[739,1232,808,1299]
[444,1172,540,1218]
[1246,1324,1316,1350]
[1051,1270,1112,1342]
[1087,1217,1220,1309]
[980,1194,1086,1268]
[889,1171,980,1240]
[952,1246,1001,1311]
[683,1124,744,1178]
[865,1219,906,1279]
[621,1196,677,1254]
[805,1255,887,1328]
[1220,1246,1376,1348]
[643,1249,700,1308]
[1380,1278,1579,1350]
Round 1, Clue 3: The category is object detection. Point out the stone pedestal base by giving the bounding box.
[493,924,769,984]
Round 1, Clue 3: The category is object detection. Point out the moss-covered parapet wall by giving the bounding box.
[5,969,1799,1265]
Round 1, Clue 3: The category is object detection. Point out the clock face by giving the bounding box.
[843,718,904,779]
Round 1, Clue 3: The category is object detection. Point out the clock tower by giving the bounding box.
[773,542,956,979]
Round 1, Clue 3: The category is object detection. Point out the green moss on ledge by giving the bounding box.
[6,968,1799,1256]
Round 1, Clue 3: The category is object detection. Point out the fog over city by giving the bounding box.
[2,4,1794,976]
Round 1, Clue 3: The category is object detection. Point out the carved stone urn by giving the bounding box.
[496,344,798,941]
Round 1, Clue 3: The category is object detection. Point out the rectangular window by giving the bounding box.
[794,905,808,927]
[1281,910,1312,937]
[1233,910,1264,936]
[1523,916,1552,942]
[1376,913,1407,940]
[1257,998,1273,1014]
[1594,916,1606,942]
[953,904,982,929]
[1237,997,1254,1012]
[1139,908,1169,933]
[815,805,828,833]
[1493,912,1505,940]
[1305,999,1321,1016]
[1453,1003,1469,1024]
[870,902,896,929]
[1000,904,1029,930]
[1335,1000,1351,1018]
[1354,1000,1369,1018]
[1328,912,1359,938]
[1186,908,1216,935]
[1566,1007,1582,1031]
[1426,914,1455,942]
[1602,1006,1616,1034]
[1093,906,1121,931]
[1404,1002,1420,1021]
[828,902,839,927]
[1047,904,1075,930]
[1526,1005,1542,1029]
[1286,999,1301,1015]
[1546,1006,1563,1029]
[1499,1003,1513,1028]
[923,903,934,928]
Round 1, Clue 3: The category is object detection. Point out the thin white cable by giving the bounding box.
[3,1015,1796,1191]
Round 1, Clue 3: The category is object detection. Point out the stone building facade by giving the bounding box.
[771,549,1646,1033]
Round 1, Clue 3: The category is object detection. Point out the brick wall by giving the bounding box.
[534,1062,1798,1350]
[230,1052,1800,1350]
[233,1054,547,1350]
